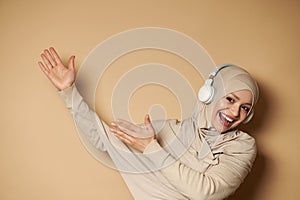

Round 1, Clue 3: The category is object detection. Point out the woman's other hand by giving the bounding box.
[110,114,156,153]
[38,47,76,91]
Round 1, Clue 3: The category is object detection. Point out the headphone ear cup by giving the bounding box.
[198,81,215,104]
[243,110,254,124]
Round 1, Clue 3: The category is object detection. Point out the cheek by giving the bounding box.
[211,113,219,127]
[212,99,227,115]
[240,112,248,121]
[211,100,226,124]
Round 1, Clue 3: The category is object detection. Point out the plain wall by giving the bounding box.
[1,0,300,199]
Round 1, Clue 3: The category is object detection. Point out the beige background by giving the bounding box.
[1,0,300,199]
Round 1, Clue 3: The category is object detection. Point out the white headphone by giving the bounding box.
[198,64,254,124]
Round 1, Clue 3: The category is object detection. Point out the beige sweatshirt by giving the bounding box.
[58,85,256,200]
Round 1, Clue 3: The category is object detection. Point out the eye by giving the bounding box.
[226,97,234,103]
[241,105,251,113]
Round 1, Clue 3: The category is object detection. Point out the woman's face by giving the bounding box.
[211,90,253,133]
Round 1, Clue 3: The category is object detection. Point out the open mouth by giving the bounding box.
[219,112,235,127]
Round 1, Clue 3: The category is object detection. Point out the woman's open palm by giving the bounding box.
[38,47,76,91]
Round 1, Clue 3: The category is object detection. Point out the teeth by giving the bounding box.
[222,113,233,122]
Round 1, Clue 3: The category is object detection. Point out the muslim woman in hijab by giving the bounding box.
[38,47,259,200]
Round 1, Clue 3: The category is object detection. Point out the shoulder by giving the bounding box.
[235,130,256,149]
[222,129,255,144]
[218,130,257,155]
[215,130,257,171]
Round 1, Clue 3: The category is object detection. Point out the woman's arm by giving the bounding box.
[58,85,107,151]
[38,47,107,151]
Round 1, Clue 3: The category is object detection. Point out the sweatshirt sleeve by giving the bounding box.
[57,85,157,172]
[144,134,257,200]
[58,85,107,151]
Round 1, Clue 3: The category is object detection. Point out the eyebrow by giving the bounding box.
[231,93,252,106]
[231,93,240,100]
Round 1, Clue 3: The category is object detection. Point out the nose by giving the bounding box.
[230,104,240,117]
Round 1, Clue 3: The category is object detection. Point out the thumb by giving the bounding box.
[144,114,155,138]
[144,114,151,125]
[144,114,154,130]
[68,55,75,70]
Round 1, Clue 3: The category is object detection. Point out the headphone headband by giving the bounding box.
[208,64,236,79]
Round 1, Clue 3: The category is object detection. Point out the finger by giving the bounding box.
[111,128,134,144]
[116,121,152,138]
[144,114,151,125]
[44,49,57,66]
[49,47,63,64]
[41,53,53,69]
[116,119,141,133]
[112,121,141,139]
[115,122,133,135]
[110,125,129,136]
[109,123,121,133]
[38,61,50,75]
[110,121,117,127]
[110,121,120,129]
[111,122,134,137]
[116,134,132,145]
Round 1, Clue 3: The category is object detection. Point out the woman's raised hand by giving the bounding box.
[38,47,76,91]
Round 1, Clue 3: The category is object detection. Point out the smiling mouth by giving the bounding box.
[219,112,235,127]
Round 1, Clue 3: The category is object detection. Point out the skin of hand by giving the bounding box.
[38,47,76,91]
[110,114,156,153]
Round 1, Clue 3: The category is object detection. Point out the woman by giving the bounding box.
[38,47,259,200]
